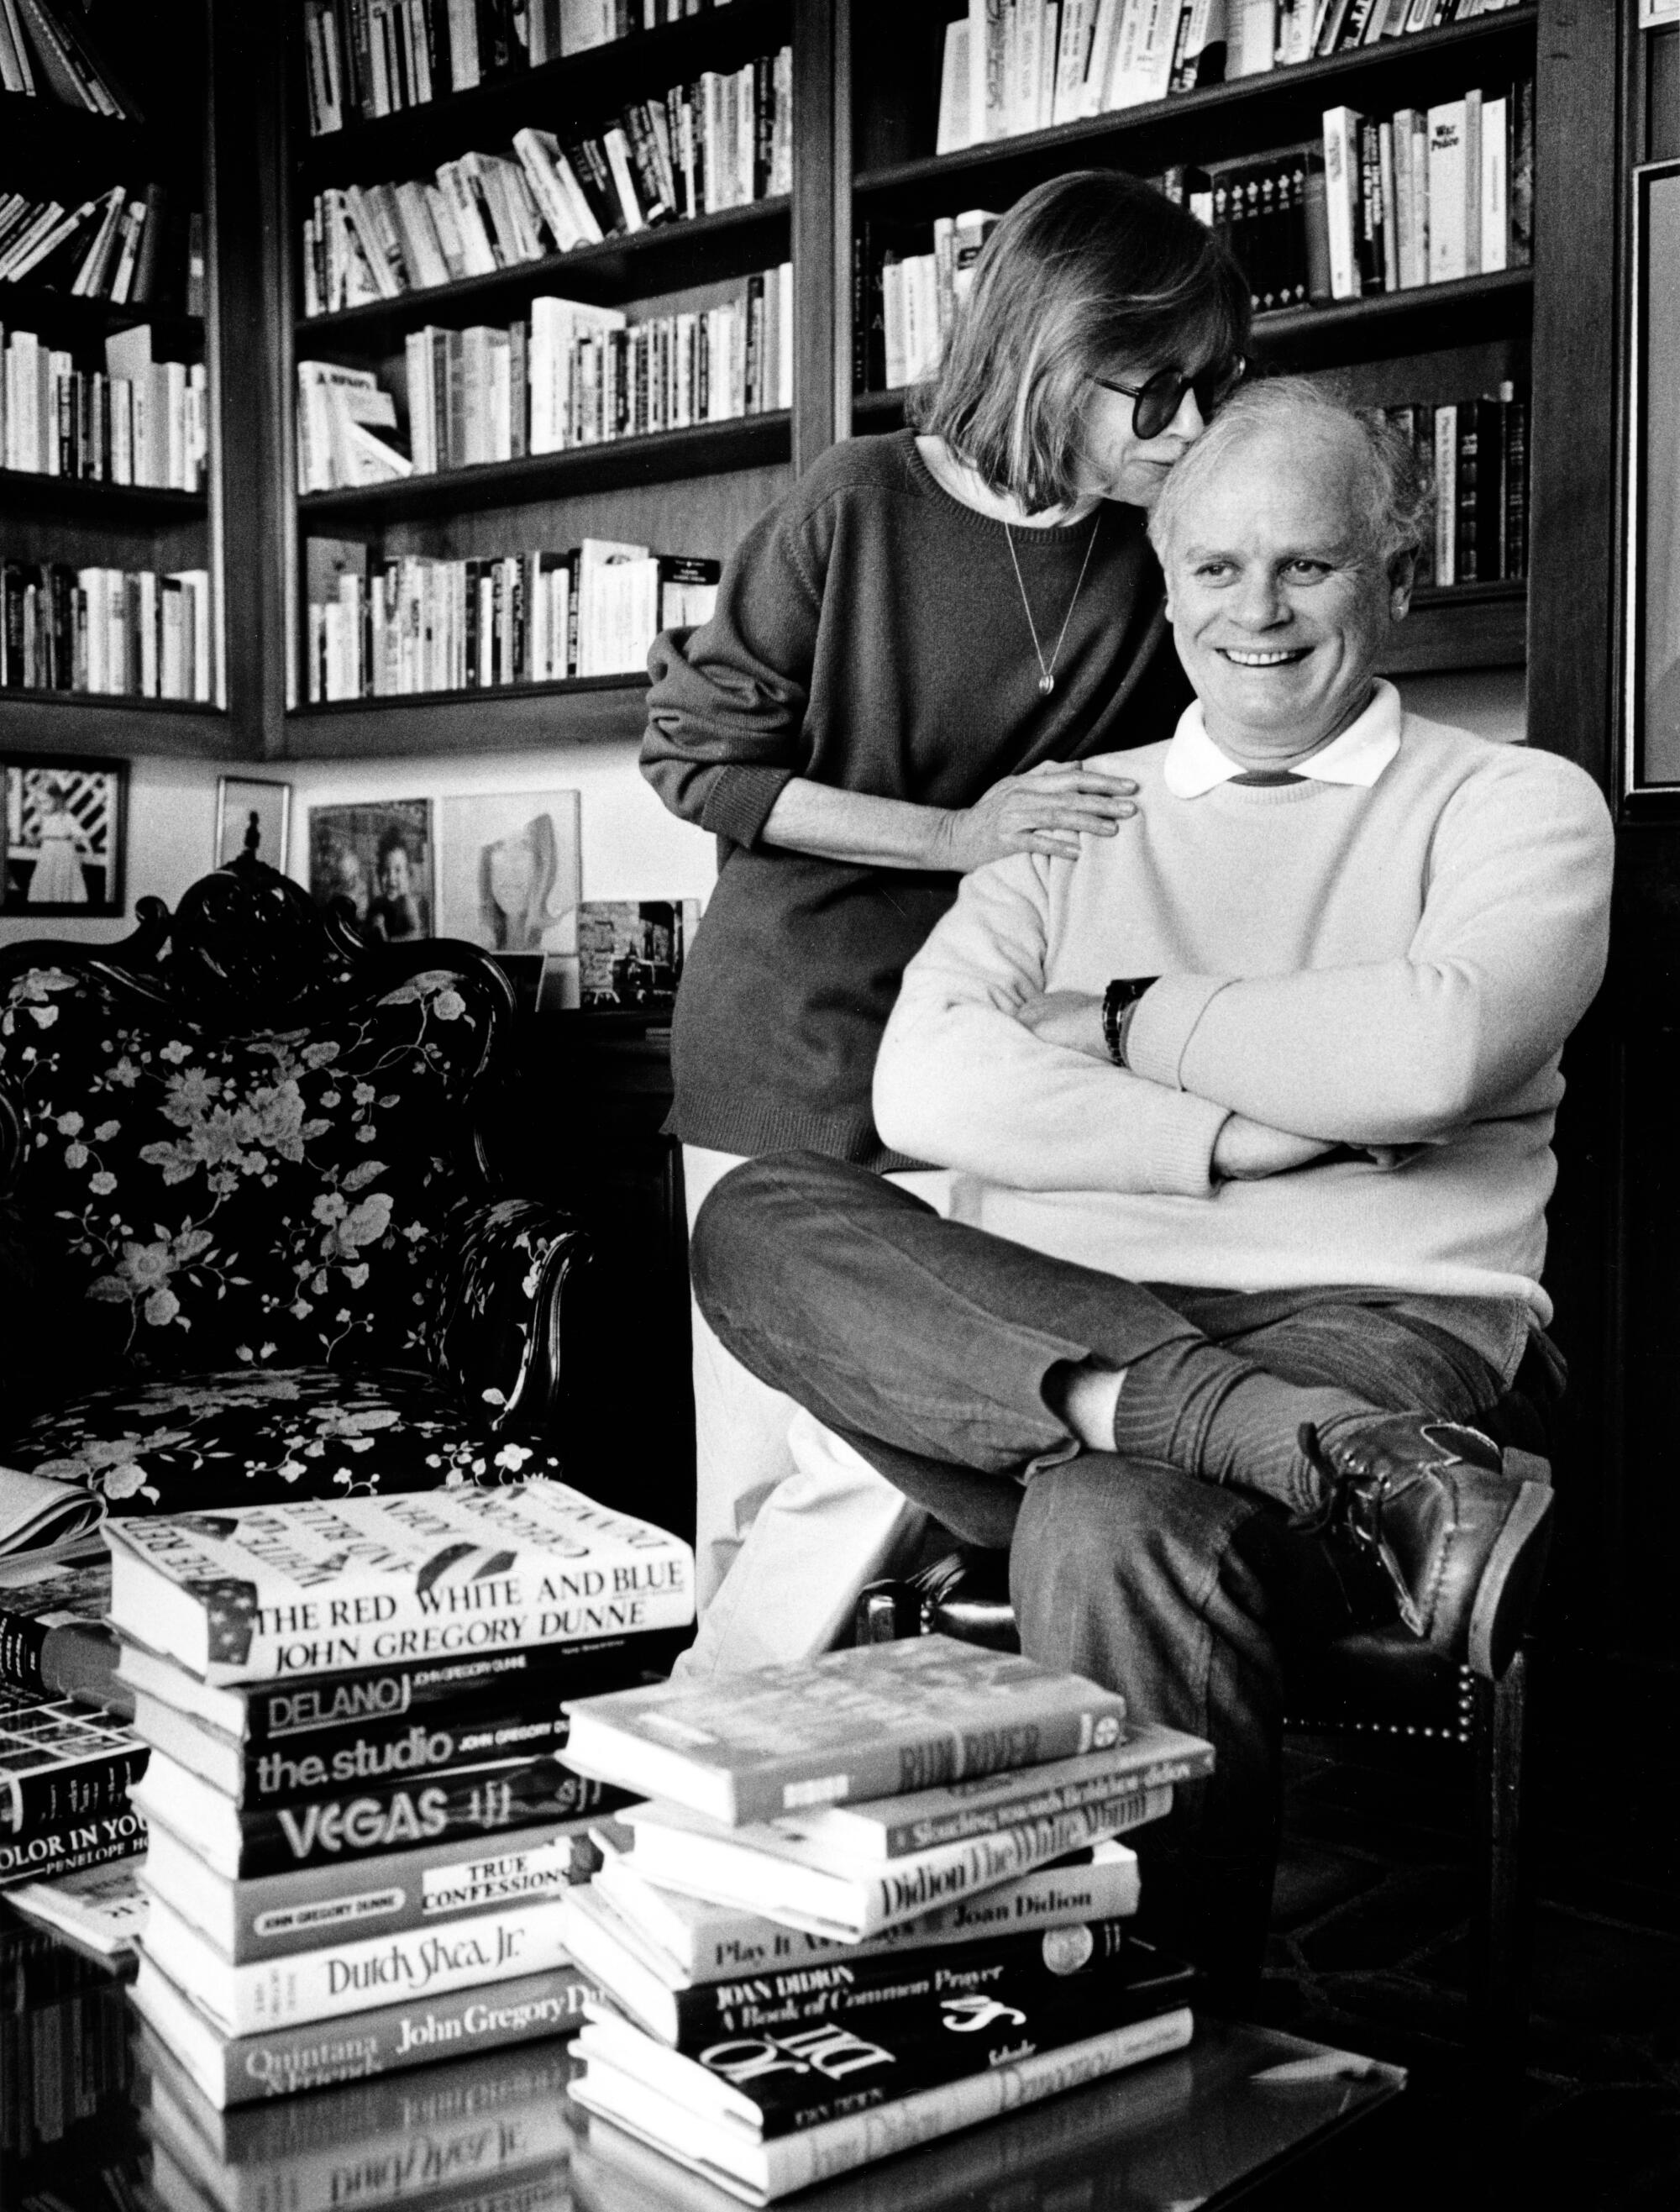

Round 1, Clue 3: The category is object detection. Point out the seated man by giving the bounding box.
[687,379,1614,1984]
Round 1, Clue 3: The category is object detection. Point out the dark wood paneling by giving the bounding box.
[284,678,649,759]
[208,0,293,757]
[793,0,845,467]
[1526,0,1621,782]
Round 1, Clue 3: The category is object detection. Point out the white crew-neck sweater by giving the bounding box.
[874,690,1614,1325]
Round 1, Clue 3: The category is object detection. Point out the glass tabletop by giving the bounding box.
[2,1904,1403,2212]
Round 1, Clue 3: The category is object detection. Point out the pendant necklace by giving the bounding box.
[1005,512,1102,698]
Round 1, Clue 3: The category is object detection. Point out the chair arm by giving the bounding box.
[429,1197,591,1432]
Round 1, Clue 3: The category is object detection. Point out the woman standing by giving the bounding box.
[643,171,1248,1668]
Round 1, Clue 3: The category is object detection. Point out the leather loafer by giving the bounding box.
[1296,1415,1555,1677]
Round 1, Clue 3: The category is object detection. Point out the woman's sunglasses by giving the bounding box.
[1095,359,1247,440]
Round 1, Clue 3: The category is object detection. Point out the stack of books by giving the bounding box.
[304,532,719,699]
[557,1635,1212,2204]
[300,50,793,314]
[108,1482,695,2109]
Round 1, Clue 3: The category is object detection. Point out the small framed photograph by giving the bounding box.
[577,900,700,1011]
[437,791,582,956]
[0,756,128,917]
[307,799,433,939]
[216,777,292,871]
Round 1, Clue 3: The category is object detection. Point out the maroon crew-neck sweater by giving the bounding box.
[640,430,1190,1169]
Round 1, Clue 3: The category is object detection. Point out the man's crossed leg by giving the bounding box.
[690,1151,1562,1982]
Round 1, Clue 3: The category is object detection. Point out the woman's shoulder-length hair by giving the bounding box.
[913,170,1251,514]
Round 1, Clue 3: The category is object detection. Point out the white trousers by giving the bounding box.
[679,1144,956,1676]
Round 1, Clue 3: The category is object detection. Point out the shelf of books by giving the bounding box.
[2,0,224,753]
[847,0,1537,675]
[283,0,798,753]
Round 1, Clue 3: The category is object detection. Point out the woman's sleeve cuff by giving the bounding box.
[700,764,800,849]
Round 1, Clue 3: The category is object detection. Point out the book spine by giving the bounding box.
[1455,403,1480,585]
[723,1689,1131,1826]
[858,1794,1154,1934]
[0,1610,51,1696]
[694,1958,1189,2137]
[186,1824,600,1963]
[1502,391,1528,581]
[0,1740,147,1840]
[768,2008,1194,2188]
[154,1899,575,2036]
[143,1962,594,2105]
[666,1915,1135,2049]
[1321,108,1359,300]
[0,1807,147,1889]
[137,1756,633,1877]
[859,1775,1179,1858]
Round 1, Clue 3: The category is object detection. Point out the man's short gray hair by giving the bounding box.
[1147,376,1433,572]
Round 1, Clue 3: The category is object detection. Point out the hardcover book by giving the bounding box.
[105,1482,693,1684]
[129,1953,595,2108]
[139,1888,573,2036]
[116,1623,684,1746]
[579,1938,1194,2138]
[0,1684,147,1846]
[129,1743,632,1879]
[589,1838,1142,1983]
[560,1634,1131,1826]
[570,2004,1196,2204]
[564,1882,1147,2054]
[778,1727,1213,1860]
[142,1812,601,1962]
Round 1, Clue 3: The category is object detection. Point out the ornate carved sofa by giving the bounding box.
[0,845,587,1512]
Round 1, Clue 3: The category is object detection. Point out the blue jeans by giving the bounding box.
[690,1153,1563,1981]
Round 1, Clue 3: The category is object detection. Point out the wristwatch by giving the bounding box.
[1101,976,1158,1069]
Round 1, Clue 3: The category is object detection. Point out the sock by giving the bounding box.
[1109,1336,1378,1516]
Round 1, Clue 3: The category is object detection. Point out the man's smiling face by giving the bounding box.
[1162,420,1412,767]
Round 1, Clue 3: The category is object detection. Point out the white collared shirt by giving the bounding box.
[1162,678,1404,799]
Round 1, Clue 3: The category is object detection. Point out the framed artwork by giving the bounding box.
[1626,159,1680,788]
[437,791,581,957]
[216,777,292,870]
[577,900,700,1012]
[0,756,128,917]
[307,799,433,939]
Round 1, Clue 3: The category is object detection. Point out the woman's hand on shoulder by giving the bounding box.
[936,761,1139,872]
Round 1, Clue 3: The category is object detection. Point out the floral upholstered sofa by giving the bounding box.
[0,849,587,1512]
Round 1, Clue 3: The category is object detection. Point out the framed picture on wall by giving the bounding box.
[307,799,433,939]
[216,777,292,871]
[0,756,128,917]
[1626,159,1680,788]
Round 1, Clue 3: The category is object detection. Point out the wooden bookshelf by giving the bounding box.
[284,672,650,758]
[296,197,792,347]
[0,0,223,758]
[853,6,1539,204]
[843,3,1540,684]
[273,0,799,744]
[294,0,792,190]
